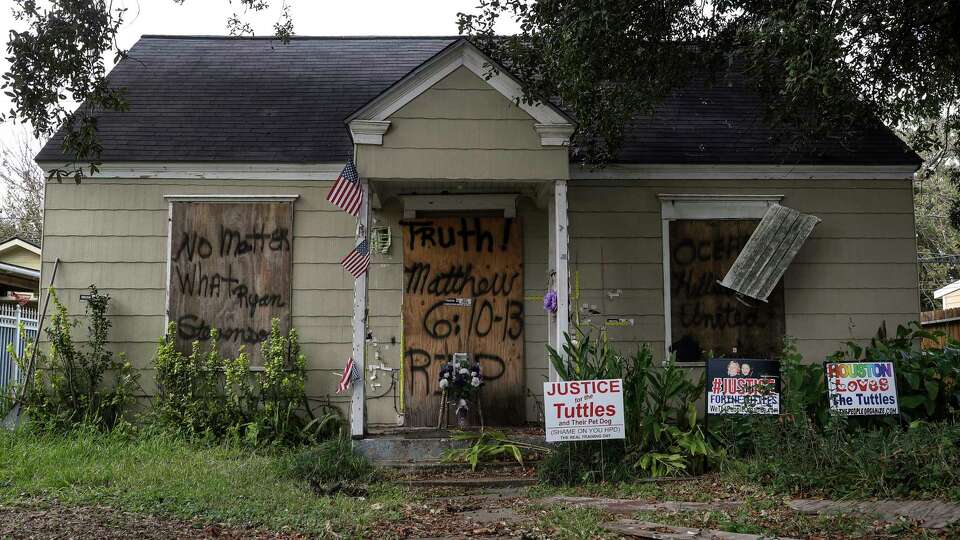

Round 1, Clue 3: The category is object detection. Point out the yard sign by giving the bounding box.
[167,201,293,365]
[706,358,781,415]
[543,379,626,442]
[825,362,899,415]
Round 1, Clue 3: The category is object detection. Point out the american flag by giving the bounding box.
[336,357,362,394]
[341,239,370,278]
[326,160,363,216]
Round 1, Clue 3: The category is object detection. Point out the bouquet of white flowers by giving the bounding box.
[438,355,484,402]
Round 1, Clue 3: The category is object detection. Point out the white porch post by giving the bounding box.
[548,179,570,381]
[350,179,370,438]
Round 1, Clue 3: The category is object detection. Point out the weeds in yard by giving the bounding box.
[535,505,615,540]
[0,428,404,535]
[441,430,551,470]
[283,434,379,485]
[541,331,720,484]
[8,286,139,432]
[152,319,342,446]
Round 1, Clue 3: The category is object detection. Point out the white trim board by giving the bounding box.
[164,194,300,203]
[658,194,783,361]
[0,238,41,256]
[571,164,918,180]
[347,39,574,147]
[401,194,518,218]
[37,162,345,181]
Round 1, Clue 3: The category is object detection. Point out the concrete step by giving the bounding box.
[397,477,539,489]
[354,429,547,464]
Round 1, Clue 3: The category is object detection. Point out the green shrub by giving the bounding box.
[726,417,960,500]
[152,319,341,446]
[542,331,720,483]
[9,286,139,432]
[831,322,960,422]
[283,435,378,486]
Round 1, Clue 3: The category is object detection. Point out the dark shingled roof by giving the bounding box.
[36,35,920,167]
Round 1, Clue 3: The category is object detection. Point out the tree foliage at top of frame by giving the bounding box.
[458,0,959,163]
[3,1,958,176]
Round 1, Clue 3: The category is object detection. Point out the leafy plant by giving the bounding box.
[283,434,378,486]
[9,286,139,431]
[831,322,960,422]
[152,318,340,446]
[441,431,550,471]
[544,330,720,482]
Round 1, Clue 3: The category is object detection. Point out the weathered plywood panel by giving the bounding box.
[402,217,525,426]
[168,202,293,364]
[669,219,785,360]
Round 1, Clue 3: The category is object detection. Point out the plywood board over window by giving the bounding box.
[402,216,525,426]
[167,201,293,365]
[669,219,785,362]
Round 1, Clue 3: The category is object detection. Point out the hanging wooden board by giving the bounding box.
[167,201,293,365]
[402,216,525,426]
[669,219,785,361]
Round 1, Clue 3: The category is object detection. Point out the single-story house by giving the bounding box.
[0,236,41,300]
[36,36,921,436]
[933,280,960,310]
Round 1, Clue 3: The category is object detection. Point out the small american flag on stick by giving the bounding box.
[326,160,363,216]
[341,239,370,278]
[336,357,362,394]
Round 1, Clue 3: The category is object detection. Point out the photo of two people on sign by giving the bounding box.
[726,360,753,378]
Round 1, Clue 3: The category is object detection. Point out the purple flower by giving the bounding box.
[543,289,558,314]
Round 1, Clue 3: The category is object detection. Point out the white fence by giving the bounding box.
[0,302,38,393]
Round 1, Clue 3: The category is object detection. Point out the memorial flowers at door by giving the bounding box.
[438,354,484,426]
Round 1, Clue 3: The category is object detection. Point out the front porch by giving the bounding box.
[350,180,573,437]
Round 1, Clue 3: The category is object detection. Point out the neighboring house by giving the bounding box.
[933,280,960,310]
[0,236,40,300]
[35,36,921,435]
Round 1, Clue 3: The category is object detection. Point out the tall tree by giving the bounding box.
[0,128,45,245]
[906,110,960,310]
[3,1,958,171]
[458,1,959,163]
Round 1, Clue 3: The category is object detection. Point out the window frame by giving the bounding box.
[658,194,783,364]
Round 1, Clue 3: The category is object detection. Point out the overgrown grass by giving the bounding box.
[0,428,405,535]
[534,505,615,540]
[722,418,960,501]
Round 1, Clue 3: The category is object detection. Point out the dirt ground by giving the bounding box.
[0,502,306,539]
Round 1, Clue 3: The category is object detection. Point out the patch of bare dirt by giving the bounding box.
[0,502,302,540]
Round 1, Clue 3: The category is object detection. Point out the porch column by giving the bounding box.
[547,179,570,381]
[350,179,370,438]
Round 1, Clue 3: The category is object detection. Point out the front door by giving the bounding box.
[402,216,525,426]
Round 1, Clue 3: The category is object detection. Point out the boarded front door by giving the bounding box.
[402,217,525,426]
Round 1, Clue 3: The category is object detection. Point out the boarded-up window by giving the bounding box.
[669,220,785,362]
[167,201,293,364]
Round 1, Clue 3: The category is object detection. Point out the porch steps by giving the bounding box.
[353,427,546,465]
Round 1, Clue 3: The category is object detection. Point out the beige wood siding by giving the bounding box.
[355,66,569,181]
[566,178,920,364]
[40,176,374,416]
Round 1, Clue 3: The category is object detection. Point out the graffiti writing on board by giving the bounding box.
[406,348,507,395]
[402,217,524,401]
[671,231,762,330]
[168,203,293,362]
[405,218,513,253]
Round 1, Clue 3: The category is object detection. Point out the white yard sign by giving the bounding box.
[543,379,626,442]
[826,362,899,415]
